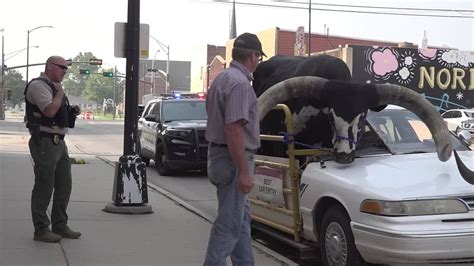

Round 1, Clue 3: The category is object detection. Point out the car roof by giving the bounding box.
[442,108,474,113]
[147,97,204,104]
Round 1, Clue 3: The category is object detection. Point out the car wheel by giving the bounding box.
[320,206,367,266]
[136,140,150,166]
[155,143,172,176]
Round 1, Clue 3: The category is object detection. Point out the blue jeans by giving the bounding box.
[204,146,255,266]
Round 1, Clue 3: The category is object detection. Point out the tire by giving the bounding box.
[320,206,367,266]
[155,143,172,176]
[141,157,150,166]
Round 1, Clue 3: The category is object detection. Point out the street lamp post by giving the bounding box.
[150,48,160,95]
[26,25,53,85]
[149,35,169,93]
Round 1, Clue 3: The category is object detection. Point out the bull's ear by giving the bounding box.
[369,105,387,112]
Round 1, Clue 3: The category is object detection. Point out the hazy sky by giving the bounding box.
[1,0,472,79]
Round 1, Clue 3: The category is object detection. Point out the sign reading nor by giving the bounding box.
[114,22,150,59]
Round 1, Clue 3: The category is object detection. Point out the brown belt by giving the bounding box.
[209,142,257,153]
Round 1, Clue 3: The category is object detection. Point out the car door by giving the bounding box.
[138,103,150,155]
[148,101,162,157]
[140,102,158,156]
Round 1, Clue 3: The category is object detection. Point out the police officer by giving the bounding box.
[25,56,81,243]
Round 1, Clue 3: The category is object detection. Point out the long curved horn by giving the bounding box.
[453,150,474,185]
[258,76,328,122]
[375,84,452,162]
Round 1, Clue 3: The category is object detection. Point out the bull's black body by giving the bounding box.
[253,55,383,160]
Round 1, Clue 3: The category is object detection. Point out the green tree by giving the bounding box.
[63,52,101,96]
[3,70,25,106]
[83,68,125,104]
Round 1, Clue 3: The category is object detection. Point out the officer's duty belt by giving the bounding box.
[39,132,65,144]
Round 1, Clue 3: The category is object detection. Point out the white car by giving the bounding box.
[441,108,474,132]
[457,119,474,134]
[252,106,474,265]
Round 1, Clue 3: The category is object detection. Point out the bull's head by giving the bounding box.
[257,76,452,164]
[320,81,386,163]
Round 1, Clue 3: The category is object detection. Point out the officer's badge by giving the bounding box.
[53,135,60,144]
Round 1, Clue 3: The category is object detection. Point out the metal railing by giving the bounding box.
[249,103,331,242]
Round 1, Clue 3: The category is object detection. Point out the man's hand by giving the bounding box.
[71,105,81,116]
[42,83,65,118]
[239,172,254,194]
[53,83,65,95]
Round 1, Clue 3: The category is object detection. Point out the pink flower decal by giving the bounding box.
[419,48,437,60]
[371,49,398,77]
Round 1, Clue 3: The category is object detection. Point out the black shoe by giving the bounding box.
[33,231,61,243]
[52,226,81,239]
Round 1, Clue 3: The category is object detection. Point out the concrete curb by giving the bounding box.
[96,155,297,266]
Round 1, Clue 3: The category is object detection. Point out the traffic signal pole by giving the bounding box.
[103,0,152,214]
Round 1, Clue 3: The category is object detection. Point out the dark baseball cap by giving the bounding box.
[234,32,267,57]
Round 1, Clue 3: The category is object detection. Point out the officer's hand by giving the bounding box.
[71,105,81,116]
[54,83,65,95]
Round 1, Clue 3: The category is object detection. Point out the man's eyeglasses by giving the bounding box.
[51,63,68,71]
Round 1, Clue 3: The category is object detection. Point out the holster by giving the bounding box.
[30,124,41,145]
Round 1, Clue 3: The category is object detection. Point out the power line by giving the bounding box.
[274,1,474,13]
[210,1,474,19]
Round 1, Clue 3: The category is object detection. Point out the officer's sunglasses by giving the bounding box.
[52,63,68,71]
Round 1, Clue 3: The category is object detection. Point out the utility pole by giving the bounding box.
[0,28,5,120]
[113,66,117,120]
[308,0,312,58]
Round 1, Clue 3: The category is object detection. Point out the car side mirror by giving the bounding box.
[145,114,158,122]
[456,128,472,147]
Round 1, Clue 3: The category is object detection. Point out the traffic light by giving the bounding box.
[89,58,103,65]
[103,72,114,77]
[79,69,91,75]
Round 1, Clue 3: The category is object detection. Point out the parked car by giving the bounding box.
[251,106,474,264]
[441,108,474,132]
[137,94,208,175]
[456,119,474,134]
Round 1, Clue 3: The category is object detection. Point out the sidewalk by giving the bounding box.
[0,115,294,266]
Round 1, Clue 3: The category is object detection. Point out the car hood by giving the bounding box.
[165,120,207,129]
[312,151,474,200]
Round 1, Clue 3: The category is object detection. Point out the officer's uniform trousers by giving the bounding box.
[28,135,71,233]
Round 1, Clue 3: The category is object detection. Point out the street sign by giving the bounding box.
[114,22,149,59]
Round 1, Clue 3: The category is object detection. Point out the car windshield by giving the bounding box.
[162,101,207,121]
[464,110,474,118]
[357,107,470,156]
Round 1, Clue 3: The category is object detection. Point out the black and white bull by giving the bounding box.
[254,55,474,184]
[253,55,353,160]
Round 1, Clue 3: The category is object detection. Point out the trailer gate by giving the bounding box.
[249,104,331,243]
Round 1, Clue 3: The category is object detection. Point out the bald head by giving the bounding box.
[44,56,68,83]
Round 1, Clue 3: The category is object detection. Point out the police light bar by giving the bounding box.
[159,93,205,99]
